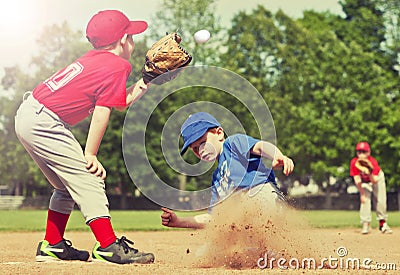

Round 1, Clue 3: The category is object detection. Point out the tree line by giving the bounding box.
[0,0,399,203]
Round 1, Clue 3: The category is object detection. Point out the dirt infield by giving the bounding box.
[1,191,399,274]
[0,228,398,274]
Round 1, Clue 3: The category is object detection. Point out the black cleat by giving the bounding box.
[92,236,155,264]
[36,239,90,262]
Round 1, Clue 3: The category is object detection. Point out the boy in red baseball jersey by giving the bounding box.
[350,142,392,235]
[15,10,154,264]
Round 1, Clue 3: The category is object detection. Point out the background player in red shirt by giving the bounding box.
[15,10,154,264]
[350,142,392,235]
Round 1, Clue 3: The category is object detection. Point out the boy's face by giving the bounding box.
[189,127,224,162]
[356,150,370,158]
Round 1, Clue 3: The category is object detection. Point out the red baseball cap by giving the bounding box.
[356,141,370,152]
[86,10,148,48]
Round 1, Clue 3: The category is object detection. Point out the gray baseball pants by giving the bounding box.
[360,170,388,224]
[15,94,110,223]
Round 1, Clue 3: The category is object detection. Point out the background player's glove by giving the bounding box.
[142,32,192,85]
[355,158,374,174]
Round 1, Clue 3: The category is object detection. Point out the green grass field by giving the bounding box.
[0,210,398,232]
[301,210,400,229]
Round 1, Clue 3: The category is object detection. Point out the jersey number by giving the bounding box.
[44,62,83,92]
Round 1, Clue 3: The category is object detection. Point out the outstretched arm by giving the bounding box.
[126,78,149,106]
[161,208,209,229]
[114,78,150,111]
[251,141,294,176]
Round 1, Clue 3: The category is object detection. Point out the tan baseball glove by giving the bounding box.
[142,32,192,85]
[355,158,374,174]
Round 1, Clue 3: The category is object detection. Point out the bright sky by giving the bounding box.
[0,0,343,71]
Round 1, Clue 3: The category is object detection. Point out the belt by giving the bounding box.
[23,91,70,129]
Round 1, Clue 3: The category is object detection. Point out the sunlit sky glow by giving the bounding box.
[0,0,343,71]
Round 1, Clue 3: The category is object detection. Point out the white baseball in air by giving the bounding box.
[194,29,211,44]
